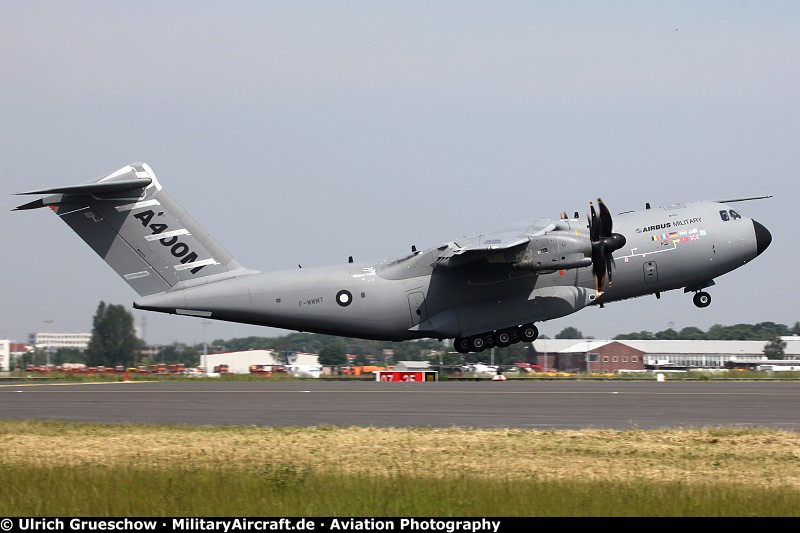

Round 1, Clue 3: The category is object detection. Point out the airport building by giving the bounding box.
[0,340,9,372]
[204,349,320,374]
[29,332,92,351]
[0,340,31,371]
[531,337,800,372]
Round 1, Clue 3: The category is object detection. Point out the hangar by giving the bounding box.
[204,349,320,375]
[531,337,800,373]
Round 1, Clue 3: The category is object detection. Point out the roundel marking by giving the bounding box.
[336,290,353,307]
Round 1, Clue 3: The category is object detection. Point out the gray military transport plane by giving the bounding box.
[15,163,772,353]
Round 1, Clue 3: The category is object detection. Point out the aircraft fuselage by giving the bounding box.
[134,200,770,342]
[17,163,771,351]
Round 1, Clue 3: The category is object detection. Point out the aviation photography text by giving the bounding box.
[5,518,504,533]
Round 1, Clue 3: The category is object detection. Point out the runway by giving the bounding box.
[1,380,799,431]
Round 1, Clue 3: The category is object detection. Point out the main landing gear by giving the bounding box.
[453,323,539,353]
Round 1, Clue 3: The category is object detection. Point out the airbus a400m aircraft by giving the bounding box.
[15,163,772,353]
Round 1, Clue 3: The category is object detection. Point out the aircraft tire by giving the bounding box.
[469,336,486,352]
[693,291,711,308]
[483,332,495,349]
[496,329,512,347]
[454,338,470,354]
[519,323,539,342]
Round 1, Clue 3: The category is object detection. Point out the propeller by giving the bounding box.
[587,198,627,294]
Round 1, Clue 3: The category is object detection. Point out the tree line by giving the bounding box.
[20,302,800,369]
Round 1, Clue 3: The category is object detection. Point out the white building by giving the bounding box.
[532,336,800,370]
[0,340,9,372]
[204,349,320,374]
[29,332,92,351]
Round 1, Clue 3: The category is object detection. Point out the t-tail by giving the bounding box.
[14,163,257,297]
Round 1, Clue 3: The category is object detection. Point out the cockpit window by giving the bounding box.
[720,209,742,221]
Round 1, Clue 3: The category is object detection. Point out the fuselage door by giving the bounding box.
[643,261,658,284]
[407,291,428,326]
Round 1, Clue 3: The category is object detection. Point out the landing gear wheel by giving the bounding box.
[468,336,486,353]
[519,323,539,343]
[454,337,470,354]
[483,332,496,349]
[693,291,711,308]
[496,329,512,348]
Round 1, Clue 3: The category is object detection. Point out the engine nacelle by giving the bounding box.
[513,232,592,271]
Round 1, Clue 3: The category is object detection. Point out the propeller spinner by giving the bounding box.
[587,198,626,294]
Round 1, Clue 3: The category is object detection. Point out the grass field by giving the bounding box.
[2,419,799,516]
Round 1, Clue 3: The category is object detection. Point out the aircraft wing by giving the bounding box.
[434,234,530,267]
[431,218,593,271]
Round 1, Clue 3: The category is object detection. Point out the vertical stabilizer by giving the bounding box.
[15,163,255,296]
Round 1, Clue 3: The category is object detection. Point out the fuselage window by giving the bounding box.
[719,210,730,221]
[729,209,741,220]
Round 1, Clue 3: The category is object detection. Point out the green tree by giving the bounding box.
[678,326,706,340]
[85,302,140,367]
[763,335,786,359]
[556,327,583,339]
[51,348,86,366]
[614,331,655,340]
[352,353,370,365]
[318,341,347,366]
[156,343,200,366]
[752,322,790,340]
[655,328,678,340]
[15,351,33,371]
[706,323,739,340]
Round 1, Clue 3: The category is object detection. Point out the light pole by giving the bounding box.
[201,320,211,374]
[44,319,54,370]
[543,338,548,373]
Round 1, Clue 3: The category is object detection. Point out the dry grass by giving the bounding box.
[3,420,799,489]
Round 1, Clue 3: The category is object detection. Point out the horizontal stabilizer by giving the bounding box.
[13,198,50,211]
[15,163,256,297]
[14,179,153,211]
[16,178,152,198]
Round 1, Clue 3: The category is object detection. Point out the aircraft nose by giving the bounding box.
[752,219,772,256]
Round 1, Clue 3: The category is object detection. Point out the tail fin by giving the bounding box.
[15,163,256,296]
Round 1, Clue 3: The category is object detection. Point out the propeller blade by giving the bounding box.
[588,201,599,241]
[587,199,627,293]
[605,254,614,285]
[594,265,605,294]
[598,198,613,237]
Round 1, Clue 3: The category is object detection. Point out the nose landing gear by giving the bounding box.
[693,291,711,308]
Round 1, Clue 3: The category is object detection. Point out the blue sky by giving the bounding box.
[2,1,796,346]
